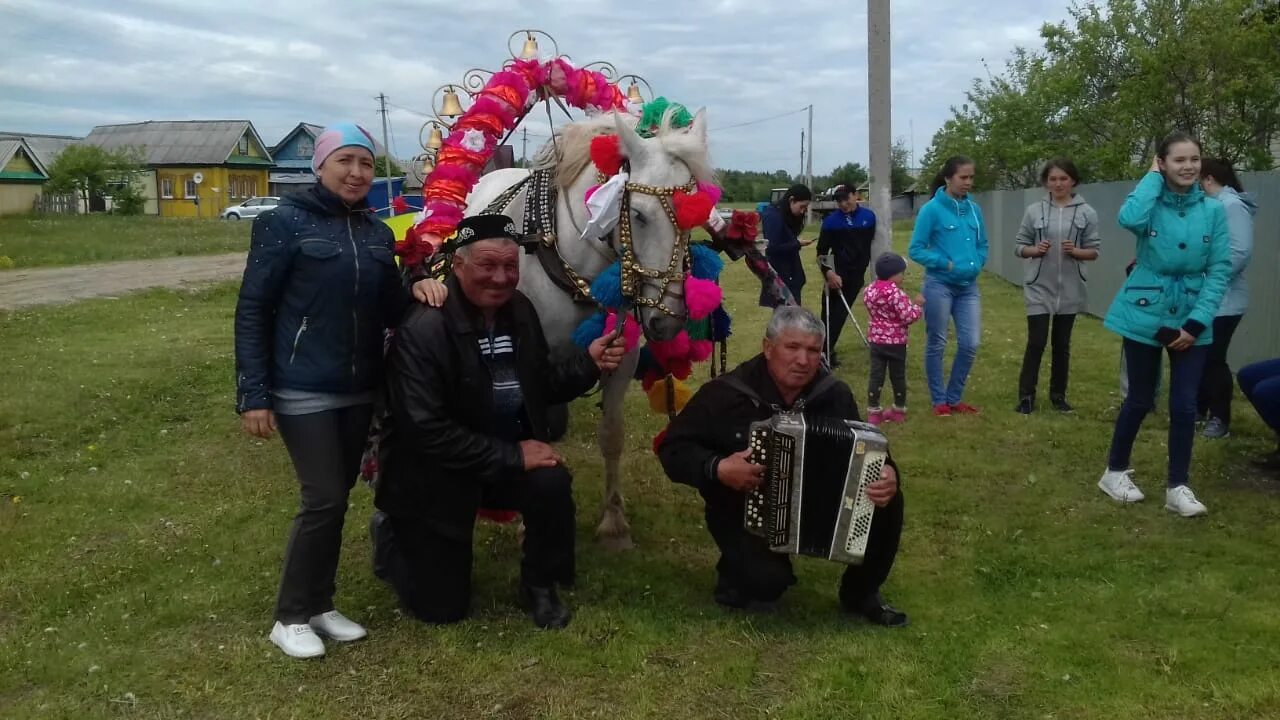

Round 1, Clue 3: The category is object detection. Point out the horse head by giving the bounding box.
[612,108,712,341]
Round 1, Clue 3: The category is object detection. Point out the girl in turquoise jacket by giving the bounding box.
[1098,132,1231,519]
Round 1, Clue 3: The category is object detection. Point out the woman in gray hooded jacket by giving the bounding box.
[1196,158,1257,438]
[1014,158,1101,413]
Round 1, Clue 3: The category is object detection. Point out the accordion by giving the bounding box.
[744,412,889,564]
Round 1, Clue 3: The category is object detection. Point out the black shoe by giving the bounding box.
[1050,395,1074,413]
[1015,396,1034,415]
[713,579,750,609]
[369,510,393,582]
[518,583,572,629]
[847,592,909,628]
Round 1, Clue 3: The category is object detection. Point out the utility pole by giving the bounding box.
[377,93,395,217]
[799,128,805,180]
[522,127,528,166]
[805,103,814,225]
[867,0,892,260]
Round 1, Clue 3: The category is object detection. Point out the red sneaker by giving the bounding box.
[950,402,982,415]
[932,404,952,417]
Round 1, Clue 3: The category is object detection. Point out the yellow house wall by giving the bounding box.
[154,167,267,219]
[0,184,43,215]
[4,151,38,174]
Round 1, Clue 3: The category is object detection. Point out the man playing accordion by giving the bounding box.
[658,306,908,626]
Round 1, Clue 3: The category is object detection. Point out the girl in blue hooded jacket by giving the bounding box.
[1097,133,1231,518]
[909,156,988,416]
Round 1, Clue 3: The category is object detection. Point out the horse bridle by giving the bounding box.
[615,174,697,318]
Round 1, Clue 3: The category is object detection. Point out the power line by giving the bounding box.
[710,106,810,132]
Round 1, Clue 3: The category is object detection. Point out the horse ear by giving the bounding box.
[690,108,707,144]
[613,111,644,160]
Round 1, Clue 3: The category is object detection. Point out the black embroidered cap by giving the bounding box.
[454,214,520,247]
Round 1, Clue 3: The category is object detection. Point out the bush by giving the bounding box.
[110,183,147,216]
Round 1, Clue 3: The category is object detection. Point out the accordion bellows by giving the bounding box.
[745,412,888,565]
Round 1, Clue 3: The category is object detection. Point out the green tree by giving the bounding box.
[374,155,405,178]
[45,145,145,210]
[890,139,916,195]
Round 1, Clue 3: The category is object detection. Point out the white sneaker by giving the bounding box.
[1165,485,1208,518]
[308,610,367,642]
[1098,468,1144,503]
[269,622,325,659]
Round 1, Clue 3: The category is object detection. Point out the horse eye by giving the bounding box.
[632,210,648,226]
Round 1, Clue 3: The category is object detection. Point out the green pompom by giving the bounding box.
[637,97,693,138]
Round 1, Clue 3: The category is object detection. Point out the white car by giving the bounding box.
[221,196,280,220]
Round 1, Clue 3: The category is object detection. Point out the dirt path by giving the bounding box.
[0,253,246,311]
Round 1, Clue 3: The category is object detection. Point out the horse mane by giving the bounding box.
[532,109,714,189]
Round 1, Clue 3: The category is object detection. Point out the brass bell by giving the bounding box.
[440,88,465,118]
[519,32,540,60]
[421,154,435,175]
[626,82,644,105]
[426,125,444,150]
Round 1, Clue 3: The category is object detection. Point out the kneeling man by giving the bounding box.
[658,306,907,626]
[373,214,623,629]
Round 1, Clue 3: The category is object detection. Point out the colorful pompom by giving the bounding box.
[648,331,691,369]
[711,306,732,340]
[684,276,723,321]
[573,313,607,349]
[646,376,692,414]
[672,190,715,231]
[689,243,724,281]
[640,367,664,392]
[696,181,723,206]
[667,358,693,380]
[651,428,668,455]
[589,261,625,308]
[689,339,714,363]
[590,134,625,176]
[604,311,642,353]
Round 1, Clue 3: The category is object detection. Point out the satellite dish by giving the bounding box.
[193,172,204,184]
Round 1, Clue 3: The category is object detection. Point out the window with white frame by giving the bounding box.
[161,178,174,199]
[238,136,249,155]
[184,178,197,198]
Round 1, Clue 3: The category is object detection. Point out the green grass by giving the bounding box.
[1,229,1279,718]
[0,215,250,269]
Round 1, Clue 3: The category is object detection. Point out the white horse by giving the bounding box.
[465,109,713,550]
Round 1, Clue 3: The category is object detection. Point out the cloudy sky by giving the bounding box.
[1,0,1075,175]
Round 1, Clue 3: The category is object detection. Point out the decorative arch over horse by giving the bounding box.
[394,32,748,549]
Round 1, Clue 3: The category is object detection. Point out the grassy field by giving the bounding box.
[2,228,1279,718]
[0,215,250,269]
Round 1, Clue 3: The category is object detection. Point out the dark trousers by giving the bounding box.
[767,253,806,306]
[702,487,904,609]
[1197,315,1243,425]
[1018,313,1076,400]
[273,404,374,624]
[1238,358,1280,437]
[868,343,908,408]
[1107,339,1209,488]
[377,466,575,624]
[821,268,866,353]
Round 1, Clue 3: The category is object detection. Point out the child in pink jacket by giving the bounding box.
[862,253,924,424]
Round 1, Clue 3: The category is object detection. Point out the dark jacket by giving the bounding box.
[659,355,898,511]
[816,204,877,278]
[234,184,408,412]
[374,275,600,520]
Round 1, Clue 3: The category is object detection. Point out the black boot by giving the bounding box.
[713,576,750,609]
[369,510,394,582]
[519,583,572,629]
[846,592,909,628]
[1015,396,1034,415]
[1050,394,1074,413]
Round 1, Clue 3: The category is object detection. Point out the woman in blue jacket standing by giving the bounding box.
[1196,158,1256,439]
[760,184,813,307]
[234,123,441,658]
[909,156,988,416]
[1097,133,1231,518]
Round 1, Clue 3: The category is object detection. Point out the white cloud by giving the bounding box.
[0,0,1076,174]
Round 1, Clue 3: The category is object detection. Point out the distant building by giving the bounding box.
[0,137,49,215]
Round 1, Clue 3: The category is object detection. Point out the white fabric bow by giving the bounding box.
[580,171,629,242]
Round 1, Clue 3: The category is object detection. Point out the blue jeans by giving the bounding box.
[922,276,981,406]
[1238,358,1280,435]
[1107,339,1209,488]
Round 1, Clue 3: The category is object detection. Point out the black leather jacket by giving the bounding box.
[234,184,409,412]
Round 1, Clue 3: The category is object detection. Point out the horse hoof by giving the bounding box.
[597,533,634,552]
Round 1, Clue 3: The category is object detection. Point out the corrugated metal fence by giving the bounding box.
[974,171,1279,366]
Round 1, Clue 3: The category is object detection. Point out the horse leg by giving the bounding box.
[595,353,638,551]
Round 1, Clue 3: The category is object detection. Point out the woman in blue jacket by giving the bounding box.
[760,184,813,307]
[1097,133,1231,518]
[909,156,987,416]
[234,123,441,658]
[1195,158,1256,439]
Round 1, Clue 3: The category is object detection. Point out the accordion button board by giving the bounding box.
[744,412,889,565]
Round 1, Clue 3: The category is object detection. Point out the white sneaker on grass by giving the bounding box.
[1165,485,1208,517]
[269,622,325,659]
[309,610,367,642]
[1098,468,1144,503]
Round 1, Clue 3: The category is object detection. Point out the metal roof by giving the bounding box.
[0,132,81,169]
[83,120,272,166]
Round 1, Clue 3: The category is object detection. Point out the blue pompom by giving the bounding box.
[711,306,732,340]
[573,312,607,349]
[689,243,724,281]
[590,261,625,308]
[632,346,656,379]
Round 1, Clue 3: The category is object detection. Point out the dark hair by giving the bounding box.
[1040,157,1081,186]
[774,183,812,234]
[1157,131,1201,159]
[1201,157,1244,192]
[929,156,974,196]
[833,186,853,203]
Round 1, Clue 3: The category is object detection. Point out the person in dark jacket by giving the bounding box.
[760,184,813,307]
[816,187,876,367]
[234,122,441,659]
[657,306,907,627]
[371,214,625,630]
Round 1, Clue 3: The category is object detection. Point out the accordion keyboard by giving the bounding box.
[745,425,794,545]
